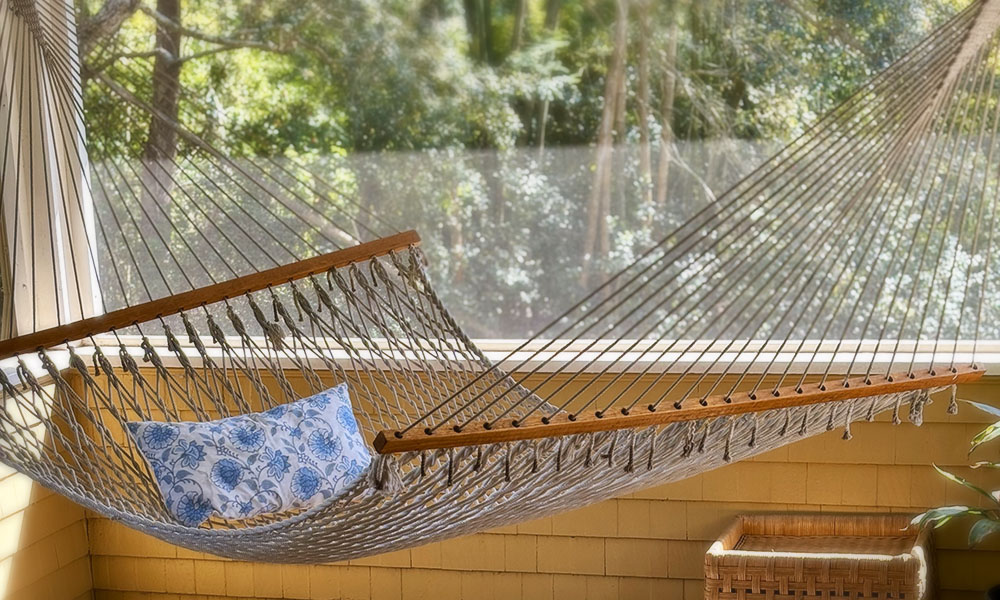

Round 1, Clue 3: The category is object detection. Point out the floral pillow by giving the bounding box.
[126,383,371,527]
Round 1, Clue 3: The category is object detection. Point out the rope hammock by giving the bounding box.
[0,0,997,562]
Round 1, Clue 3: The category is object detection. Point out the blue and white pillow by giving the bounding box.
[126,383,371,527]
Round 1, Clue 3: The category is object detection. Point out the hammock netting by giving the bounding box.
[0,0,998,562]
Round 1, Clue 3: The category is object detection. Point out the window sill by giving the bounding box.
[5,336,998,380]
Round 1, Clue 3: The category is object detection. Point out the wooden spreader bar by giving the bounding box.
[373,364,984,454]
[0,230,421,361]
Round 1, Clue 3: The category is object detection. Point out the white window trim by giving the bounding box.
[6,335,999,383]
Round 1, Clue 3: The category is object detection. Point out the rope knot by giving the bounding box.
[139,338,170,379]
[15,360,38,391]
[865,398,877,422]
[94,349,115,378]
[370,256,391,283]
[163,326,194,371]
[291,285,316,321]
[947,385,959,415]
[206,315,228,347]
[369,454,402,495]
[249,296,285,351]
[181,313,210,358]
[37,350,60,380]
[447,449,455,485]
[348,264,365,293]
[646,431,657,471]
[119,345,140,375]
[555,438,564,472]
[68,348,89,376]
[697,423,709,454]
[681,421,696,458]
[908,391,928,427]
[312,279,337,312]
[624,434,635,473]
[891,396,903,425]
[330,269,354,297]
[163,325,180,353]
[226,305,251,342]
[723,420,735,462]
[842,401,856,441]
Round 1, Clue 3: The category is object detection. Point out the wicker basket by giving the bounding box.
[705,514,934,600]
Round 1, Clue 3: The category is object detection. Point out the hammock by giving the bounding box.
[0,0,995,562]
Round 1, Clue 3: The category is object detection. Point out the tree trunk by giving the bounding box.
[581,0,628,288]
[419,0,447,28]
[464,0,494,63]
[354,160,383,243]
[463,0,483,61]
[446,211,465,284]
[512,0,527,51]
[536,0,561,152]
[611,30,627,221]
[484,0,494,64]
[636,0,653,213]
[654,18,678,211]
[141,0,182,236]
[488,150,506,224]
[544,0,560,29]
[77,0,141,57]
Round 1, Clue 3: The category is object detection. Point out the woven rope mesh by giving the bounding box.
[0,0,997,562]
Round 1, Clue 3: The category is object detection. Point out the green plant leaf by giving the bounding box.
[971,461,1000,469]
[970,422,1000,453]
[933,465,1000,507]
[911,505,974,528]
[963,400,1000,419]
[969,517,1000,547]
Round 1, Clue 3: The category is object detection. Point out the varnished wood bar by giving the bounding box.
[0,230,421,361]
[373,364,985,453]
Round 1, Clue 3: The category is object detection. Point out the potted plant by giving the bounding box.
[912,400,1000,598]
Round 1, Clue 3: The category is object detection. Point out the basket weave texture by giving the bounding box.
[704,514,933,600]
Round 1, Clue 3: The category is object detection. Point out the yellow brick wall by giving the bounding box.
[5,373,1000,599]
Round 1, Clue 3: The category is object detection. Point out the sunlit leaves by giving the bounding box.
[911,505,980,529]
[916,400,1000,550]
[969,517,1000,546]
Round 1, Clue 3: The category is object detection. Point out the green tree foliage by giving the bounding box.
[79,0,966,337]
